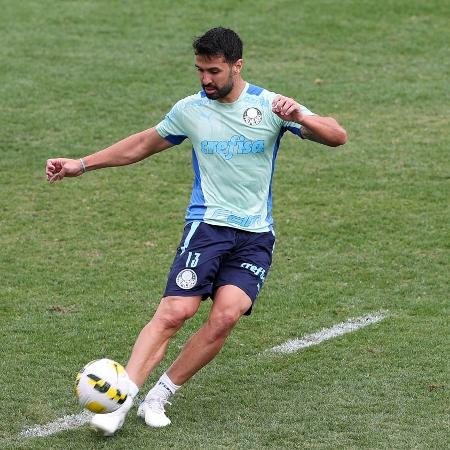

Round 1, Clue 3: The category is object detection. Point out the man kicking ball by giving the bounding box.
[46,27,347,435]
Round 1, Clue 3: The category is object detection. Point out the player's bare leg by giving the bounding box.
[90,295,201,436]
[168,285,251,384]
[139,285,251,427]
[126,295,202,386]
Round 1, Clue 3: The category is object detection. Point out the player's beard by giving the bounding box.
[202,74,234,100]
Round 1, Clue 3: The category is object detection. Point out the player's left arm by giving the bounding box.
[272,95,347,147]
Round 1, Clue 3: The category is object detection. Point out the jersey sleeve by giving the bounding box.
[282,104,315,139]
[155,100,189,145]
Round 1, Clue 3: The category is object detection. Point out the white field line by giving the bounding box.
[268,311,388,354]
[20,311,387,439]
[19,411,92,438]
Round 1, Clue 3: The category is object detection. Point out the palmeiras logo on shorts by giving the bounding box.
[176,269,197,290]
[243,107,262,126]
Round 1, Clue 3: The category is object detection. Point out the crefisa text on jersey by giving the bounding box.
[200,135,265,160]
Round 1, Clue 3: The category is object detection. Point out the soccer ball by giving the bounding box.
[75,358,130,414]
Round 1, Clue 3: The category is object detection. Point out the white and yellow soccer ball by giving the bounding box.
[75,358,130,414]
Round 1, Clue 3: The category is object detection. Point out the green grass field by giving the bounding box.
[1,0,449,448]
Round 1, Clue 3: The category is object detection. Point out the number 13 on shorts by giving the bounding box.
[186,252,201,268]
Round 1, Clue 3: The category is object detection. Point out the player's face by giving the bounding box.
[195,54,241,100]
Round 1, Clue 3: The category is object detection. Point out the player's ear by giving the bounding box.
[233,59,243,74]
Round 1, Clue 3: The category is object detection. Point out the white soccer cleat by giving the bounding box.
[90,395,133,436]
[137,397,172,427]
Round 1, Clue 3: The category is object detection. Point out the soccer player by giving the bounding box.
[46,27,347,436]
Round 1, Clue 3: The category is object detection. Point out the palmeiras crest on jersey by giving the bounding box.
[243,107,262,126]
[176,269,197,289]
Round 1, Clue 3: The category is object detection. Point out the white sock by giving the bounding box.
[146,372,181,401]
[128,379,140,399]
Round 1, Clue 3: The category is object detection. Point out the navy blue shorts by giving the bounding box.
[163,221,276,315]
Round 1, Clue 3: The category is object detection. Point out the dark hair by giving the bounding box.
[193,27,243,63]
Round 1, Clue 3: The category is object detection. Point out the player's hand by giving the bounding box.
[46,158,84,183]
[272,95,304,123]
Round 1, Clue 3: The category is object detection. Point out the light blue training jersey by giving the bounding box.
[155,82,314,233]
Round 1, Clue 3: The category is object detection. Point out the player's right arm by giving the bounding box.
[46,127,173,183]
